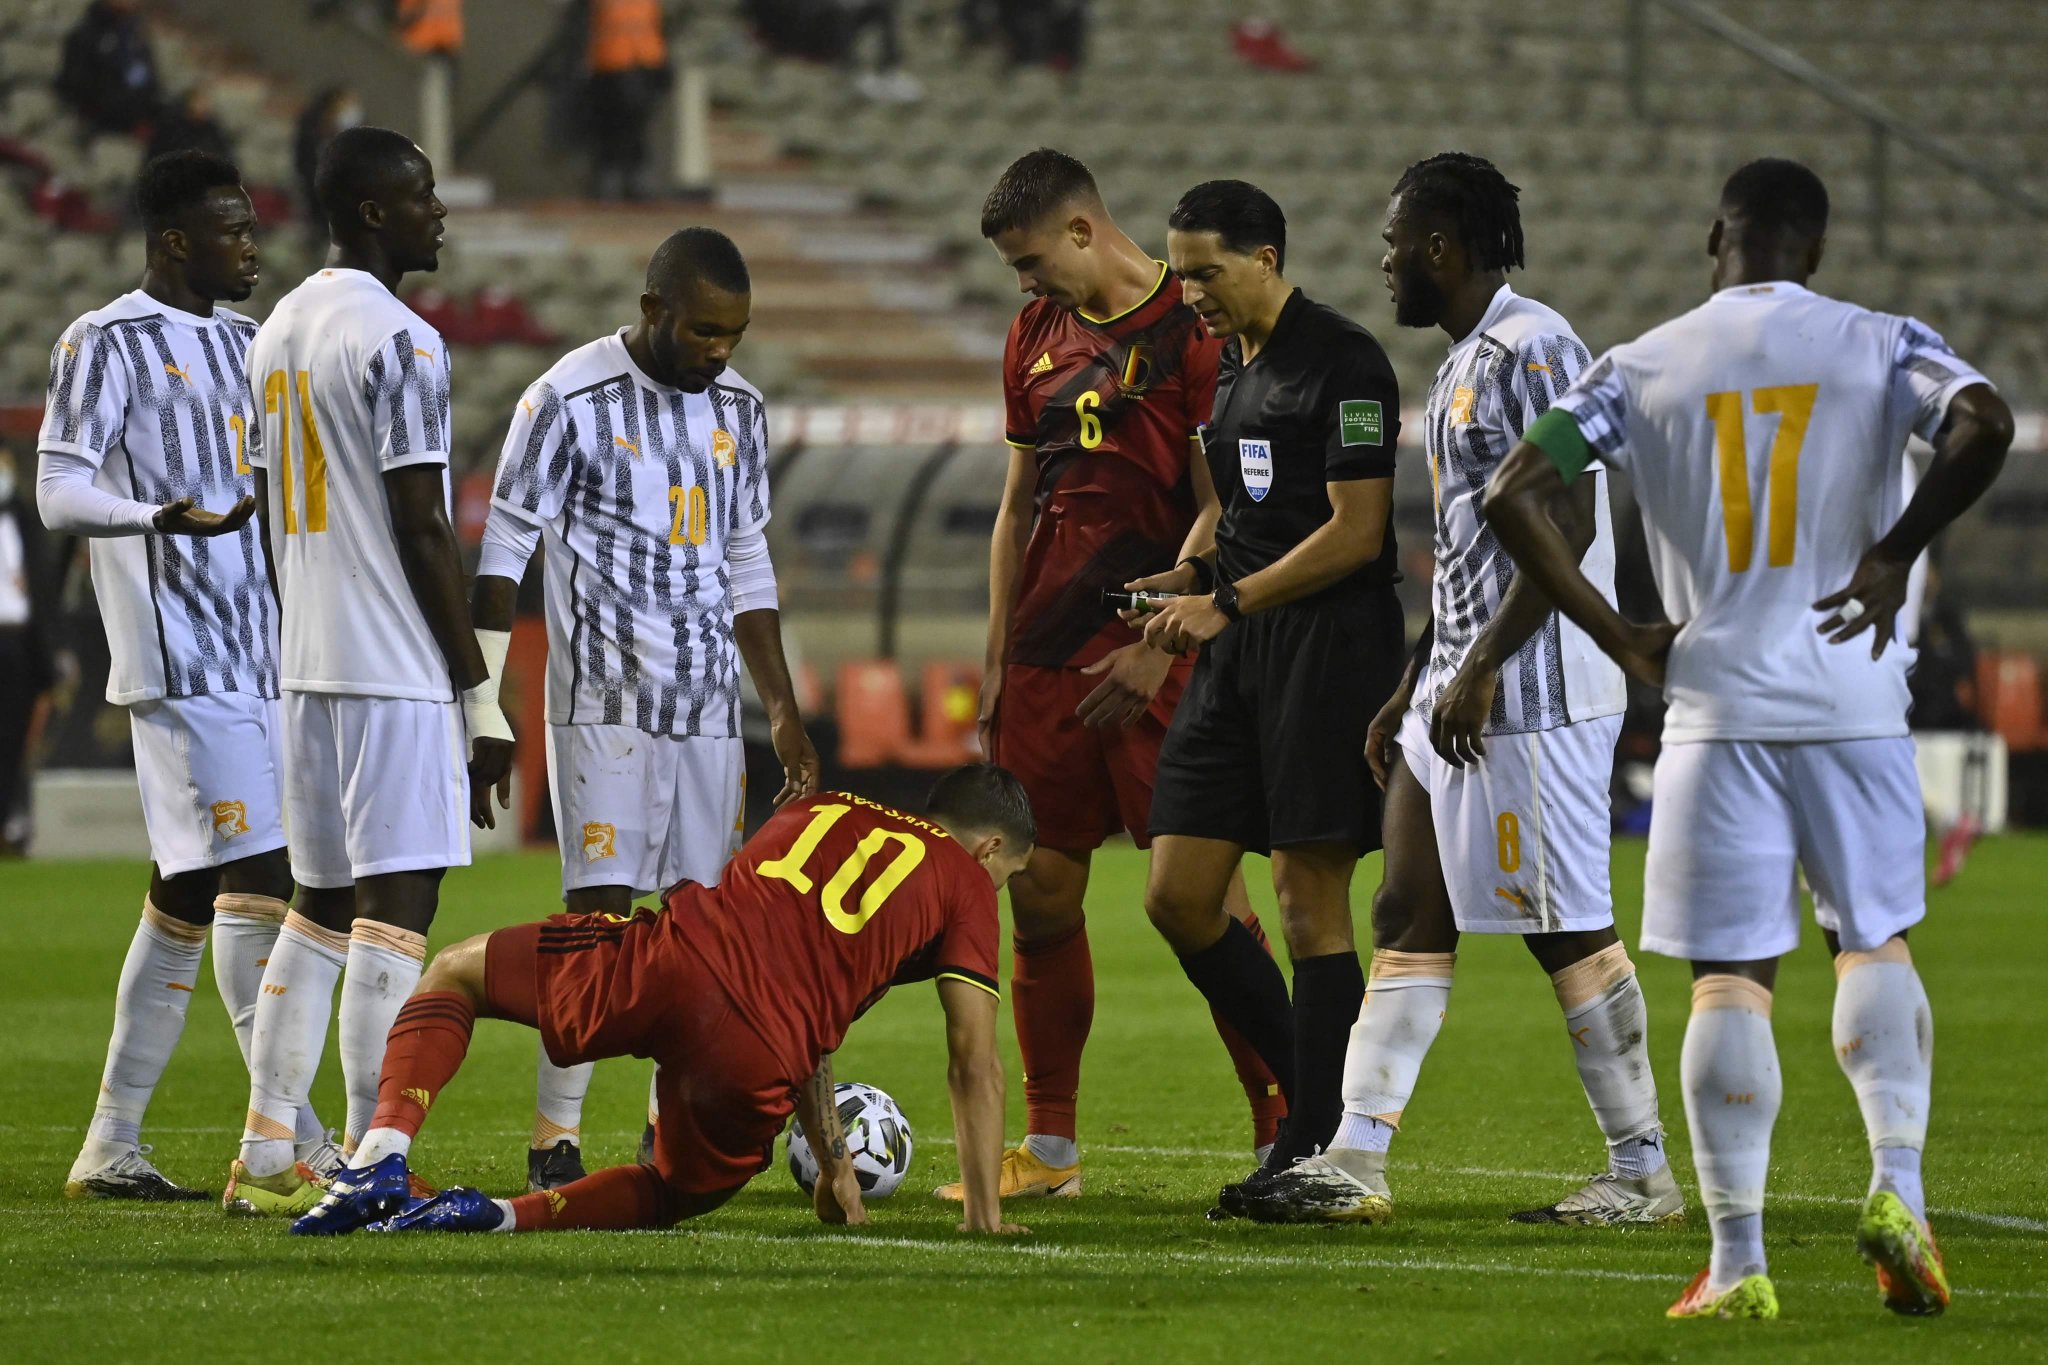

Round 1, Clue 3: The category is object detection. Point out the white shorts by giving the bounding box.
[1642,737,1925,961]
[128,692,288,876]
[547,724,746,897]
[283,692,471,889]
[1398,707,1621,934]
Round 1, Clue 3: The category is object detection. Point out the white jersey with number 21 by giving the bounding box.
[1551,282,1988,744]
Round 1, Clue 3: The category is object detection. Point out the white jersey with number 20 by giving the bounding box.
[1552,282,1987,744]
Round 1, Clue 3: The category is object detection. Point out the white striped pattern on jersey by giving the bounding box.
[1417,286,1623,734]
[39,291,277,704]
[489,333,770,738]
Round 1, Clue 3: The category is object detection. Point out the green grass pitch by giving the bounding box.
[4,839,2045,1363]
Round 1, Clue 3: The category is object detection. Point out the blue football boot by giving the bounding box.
[371,1186,507,1233]
[289,1153,413,1236]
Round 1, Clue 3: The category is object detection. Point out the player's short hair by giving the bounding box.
[1391,151,1525,273]
[1719,158,1830,239]
[980,148,1101,239]
[136,149,243,237]
[314,125,427,234]
[1167,180,1287,274]
[926,764,1036,849]
[645,226,751,300]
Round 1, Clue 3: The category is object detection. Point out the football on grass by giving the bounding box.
[787,1082,914,1198]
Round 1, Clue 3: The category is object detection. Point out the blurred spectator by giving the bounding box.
[585,0,671,200]
[748,1,923,103]
[395,0,464,55]
[0,444,56,856]
[146,89,234,164]
[56,0,162,138]
[993,0,1087,72]
[294,85,361,230]
[1908,561,1981,733]
[1230,18,1315,73]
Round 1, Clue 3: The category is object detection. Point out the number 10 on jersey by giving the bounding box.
[757,804,927,934]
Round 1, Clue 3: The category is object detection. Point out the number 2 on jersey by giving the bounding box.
[757,803,928,935]
[264,369,330,534]
[1705,384,1818,572]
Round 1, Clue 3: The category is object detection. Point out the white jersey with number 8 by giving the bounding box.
[245,267,455,701]
[1552,282,1988,743]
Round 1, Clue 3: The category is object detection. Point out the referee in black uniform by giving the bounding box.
[1128,180,1405,1212]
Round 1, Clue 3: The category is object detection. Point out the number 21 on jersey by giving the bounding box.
[1706,383,1818,572]
[758,804,928,934]
[264,369,330,534]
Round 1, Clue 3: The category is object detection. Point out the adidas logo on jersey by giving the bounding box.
[1029,352,1053,375]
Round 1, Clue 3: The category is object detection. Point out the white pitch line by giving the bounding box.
[10,1127,2042,1234]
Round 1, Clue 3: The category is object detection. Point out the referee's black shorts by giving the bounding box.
[1149,584,1404,856]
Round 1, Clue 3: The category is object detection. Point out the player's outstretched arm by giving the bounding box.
[795,1052,867,1227]
[1815,383,2013,656]
[1431,475,1599,767]
[1486,443,1675,687]
[35,448,256,539]
[938,978,1026,1235]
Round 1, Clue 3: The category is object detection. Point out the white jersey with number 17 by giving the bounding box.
[1551,282,1988,744]
[245,267,455,701]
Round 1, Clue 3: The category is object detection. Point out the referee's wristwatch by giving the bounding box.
[1212,580,1243,623]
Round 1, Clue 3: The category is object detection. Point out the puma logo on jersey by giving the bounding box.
[583,822,617,860]
[520,400,534,417]
[1028,351,1053,375]
[413,347,435,361]
[712,429,737,467]
[212,800,250,839]
[613,436,640,459]
[401,1086,433,1111]
[1493,886,1527,910]
[60,340,77,355]
[164,363,191,383]
[1525,362,1553,375]
[1569,1025,1592,1048]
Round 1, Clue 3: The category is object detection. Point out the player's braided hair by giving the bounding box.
[1392,152,1525,273]
[1719,158,1830,239]
[980,148,1100,238]
[136,149,243,236]
[927,764,1036,849]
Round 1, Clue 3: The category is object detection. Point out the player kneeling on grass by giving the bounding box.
[292,764,1033,1237]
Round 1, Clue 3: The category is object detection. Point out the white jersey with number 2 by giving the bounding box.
[245,268,455,700]
[1551,282,1988,744]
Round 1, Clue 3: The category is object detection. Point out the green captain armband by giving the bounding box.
[1523,408,1594,484]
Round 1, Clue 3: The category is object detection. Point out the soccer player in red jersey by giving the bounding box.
[952,149,1286,1200]
[290,765,1034,1237]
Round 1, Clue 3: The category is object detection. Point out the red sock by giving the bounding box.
[364,991,475,1139]
[1012,917,1094,1143]
[508,1163,667,1231]
[1213,911,1288,1149]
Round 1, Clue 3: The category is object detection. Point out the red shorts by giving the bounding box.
[485,914,795,1196]
[988,660,1190,851]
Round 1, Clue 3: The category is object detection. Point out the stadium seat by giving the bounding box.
[1978,651,2047,752]
[897,660,982,769]
[835,659,913,769]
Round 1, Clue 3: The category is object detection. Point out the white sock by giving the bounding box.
[1552,945,1668,1179]
[351,1125,412,1169]
[75,901,208,1172]
[1832,943,1933,1223]
[647,1068,661,1127]
[1023,1134,1078,1167]
[1681,975,1782,1288]
[210,894,285,1066]
[1330,1112,1395,1153]
[490,1197,518,1231]
[337,921,427,1147]
[1336,950,1454,1150]
[534,1051,594,1150]
[241,912,348,1177]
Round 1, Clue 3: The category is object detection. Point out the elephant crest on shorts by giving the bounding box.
[583,821,618,861]
[211,800,250,839]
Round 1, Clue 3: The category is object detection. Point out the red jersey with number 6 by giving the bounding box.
[1002,263,1221,669]
[670,793,1001,1078]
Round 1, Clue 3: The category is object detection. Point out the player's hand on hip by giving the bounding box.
[467,736,515,830]
[1075,641,1173,728]
[1365,681,1412,789]
[975,668,1003,757]
[1142,594,1226,657]
[1430,664,1496,769]
[1615,621,1682,690]
[770,713,820,807]
[1814,549,1910,659]
[815,1164,868,1226]
[154,493,256,537]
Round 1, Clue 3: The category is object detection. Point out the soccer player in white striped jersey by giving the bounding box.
[473,227,818,1190]
[222,127,515,1215]
[1243,153,1677,1230]
[38,150,339,1201]
[1489,158,2013,1321]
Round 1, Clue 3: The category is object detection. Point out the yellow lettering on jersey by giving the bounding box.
[1075,390,1103,448]
[668,485,708,545]
[1707,384,1817,572]
[757,803,851,894]
[229,413,249,474]
[294,370,329,532]
[265,370,296,534]
[820,828,927,935]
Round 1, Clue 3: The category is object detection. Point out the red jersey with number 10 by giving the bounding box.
[1002,263,1221,669]
[670,793,1001,1078]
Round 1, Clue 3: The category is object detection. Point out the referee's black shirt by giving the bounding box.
[1203,289,1401,596]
